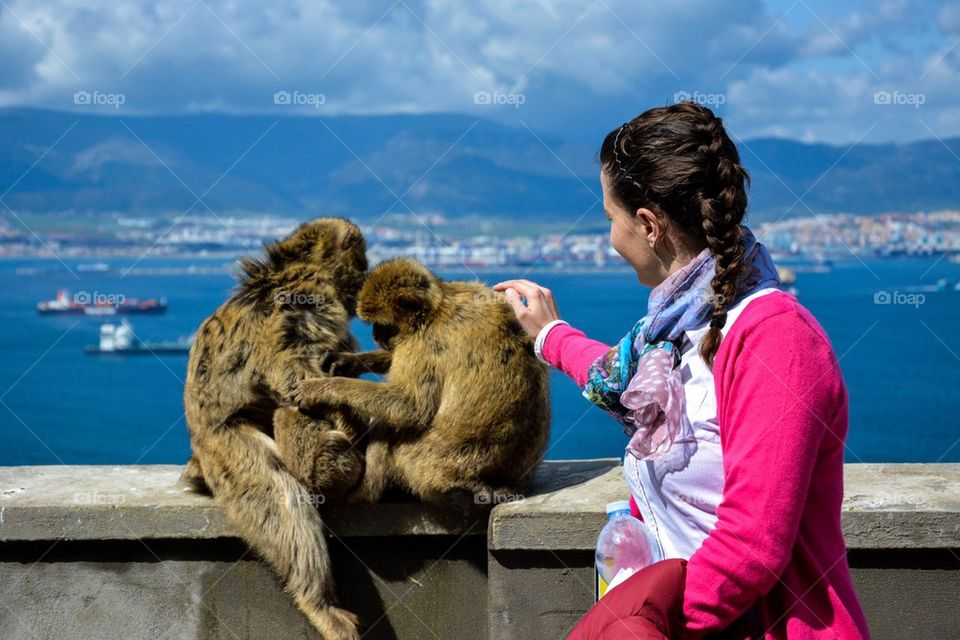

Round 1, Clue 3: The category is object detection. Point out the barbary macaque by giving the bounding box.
[295,257,551,507]
[183,217,368,640]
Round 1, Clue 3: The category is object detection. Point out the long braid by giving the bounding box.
[698,115,750,367]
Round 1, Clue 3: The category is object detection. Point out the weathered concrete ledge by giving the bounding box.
[4,461,955,548]
[0,460,615,542]
[0,464,483,541]
[489,461,960,551]
[1,461,958,640]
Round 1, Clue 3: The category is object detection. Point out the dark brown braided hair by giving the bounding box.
[599,101,750,368]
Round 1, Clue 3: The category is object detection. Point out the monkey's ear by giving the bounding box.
[333,227,358,252]
[395,290,423,311]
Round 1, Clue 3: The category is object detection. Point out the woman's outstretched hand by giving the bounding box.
[492,279,561,339]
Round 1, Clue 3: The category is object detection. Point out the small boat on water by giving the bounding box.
[85,320,193,355]
[933,278,960,292]
[777,266,797,286]
[776,266,799,297]
[37,289,167,316]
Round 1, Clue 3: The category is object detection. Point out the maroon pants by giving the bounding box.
[566,559,688,640]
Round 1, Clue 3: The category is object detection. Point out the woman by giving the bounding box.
[494,102,871,639]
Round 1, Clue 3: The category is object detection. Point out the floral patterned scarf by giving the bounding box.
[583,226,780,460]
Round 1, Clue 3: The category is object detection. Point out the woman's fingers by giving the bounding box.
[493,278,561,339]
[502,287,529,317]
[493,279,552,305]
[493,279,538,297]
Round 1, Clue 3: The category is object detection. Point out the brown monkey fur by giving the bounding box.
[294,257,551,506]
[182,217,368,640]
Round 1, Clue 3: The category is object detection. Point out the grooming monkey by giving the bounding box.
[183,217,367,640]
[294,257,551,506]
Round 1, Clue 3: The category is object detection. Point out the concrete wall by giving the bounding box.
[0,462,957,639]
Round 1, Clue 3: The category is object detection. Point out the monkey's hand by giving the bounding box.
[293,376,348,409]
[320,349,393,377]
[319,351,360,377]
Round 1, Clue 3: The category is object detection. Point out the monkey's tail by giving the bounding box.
[196,423,360,640]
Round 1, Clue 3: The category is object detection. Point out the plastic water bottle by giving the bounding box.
[595,500,660,600]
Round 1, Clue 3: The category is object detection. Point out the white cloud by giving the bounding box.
[0,0,956,143]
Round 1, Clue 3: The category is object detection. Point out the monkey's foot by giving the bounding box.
[296,600,361,640]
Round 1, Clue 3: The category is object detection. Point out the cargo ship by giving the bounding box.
[37,290,167,316]
[85,320,193,355]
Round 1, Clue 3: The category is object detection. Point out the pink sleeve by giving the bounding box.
[680,307,844,637]
[540,323,611,388]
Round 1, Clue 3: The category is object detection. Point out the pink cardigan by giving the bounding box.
[542,290,871,639]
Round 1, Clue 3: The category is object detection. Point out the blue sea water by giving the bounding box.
[1,256,958,465]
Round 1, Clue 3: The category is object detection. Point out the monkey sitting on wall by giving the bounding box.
[182,217,368,640]
[293,257,551,506]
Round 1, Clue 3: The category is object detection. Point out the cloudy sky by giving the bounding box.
[0,0,957,144]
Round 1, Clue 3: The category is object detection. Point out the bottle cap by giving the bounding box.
[605,500,631,516]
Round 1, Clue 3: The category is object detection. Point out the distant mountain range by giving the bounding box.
[1,108,958,225]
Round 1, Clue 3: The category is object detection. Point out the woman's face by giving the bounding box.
[601,170,669,287]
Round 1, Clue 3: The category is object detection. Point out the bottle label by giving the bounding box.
[596,567,638,601]
[595,568,608,602]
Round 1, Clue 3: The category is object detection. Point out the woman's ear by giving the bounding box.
[634,207,662,247]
